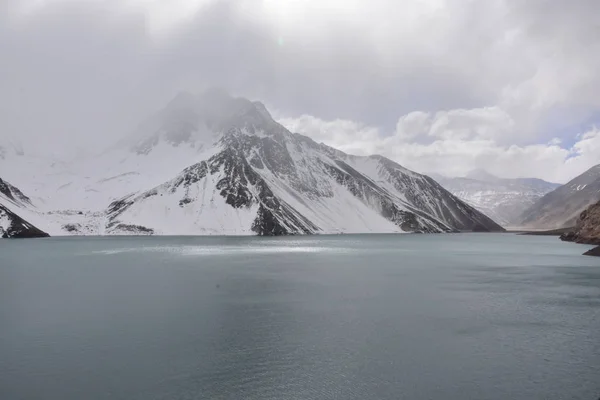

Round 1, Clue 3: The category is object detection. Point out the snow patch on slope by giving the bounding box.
[110,167,260,235]
[257,165,403,234]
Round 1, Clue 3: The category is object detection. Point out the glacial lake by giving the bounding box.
[1,233,599,400]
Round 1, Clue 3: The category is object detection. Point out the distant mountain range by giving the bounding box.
[520,164,600,229]
[0,90,503,237]
[434,170,560,227]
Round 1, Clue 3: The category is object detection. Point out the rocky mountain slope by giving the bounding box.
[0,178,49,238]
[560,200,600,256]
[435,170,559,227]
[560,201,600,245]
[0,90,504,236]
[520,164,600,229]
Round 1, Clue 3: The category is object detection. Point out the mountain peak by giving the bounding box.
[252,101,272,119]
[126,90,281,156]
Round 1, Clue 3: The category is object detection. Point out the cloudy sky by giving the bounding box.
[1,0,599,182]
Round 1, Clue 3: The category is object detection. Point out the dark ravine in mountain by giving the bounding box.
[105,92,504,236]
[560,200,600,256]
[520,164,600,229]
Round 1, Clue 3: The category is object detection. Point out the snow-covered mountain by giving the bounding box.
[435,171,560,227]
[0,90,504,236]
[520,164,600,229]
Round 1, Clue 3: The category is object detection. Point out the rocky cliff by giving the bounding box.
[560,200,600,256]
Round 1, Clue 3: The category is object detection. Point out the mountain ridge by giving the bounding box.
[520,164,600,229]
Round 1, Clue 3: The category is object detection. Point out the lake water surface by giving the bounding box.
[1,233,599,400]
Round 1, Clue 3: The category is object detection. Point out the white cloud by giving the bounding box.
[278,111,600,183]
[278,114,382,156]
[395,112,429,142]
[395,107,515,142]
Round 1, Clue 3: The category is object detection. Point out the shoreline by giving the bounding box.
[513,227,574,236]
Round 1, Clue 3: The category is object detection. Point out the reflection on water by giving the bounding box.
[91,245,353,256]
[1,233,599,400]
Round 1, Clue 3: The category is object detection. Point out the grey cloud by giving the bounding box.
[156,0,487,127]
[0,1,153,153]
[0,0,599,157]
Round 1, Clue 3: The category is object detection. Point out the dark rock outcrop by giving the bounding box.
[559,201,600,245]
[583,246,600,257]
[112,224,154,235]
[559,201,600,256]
